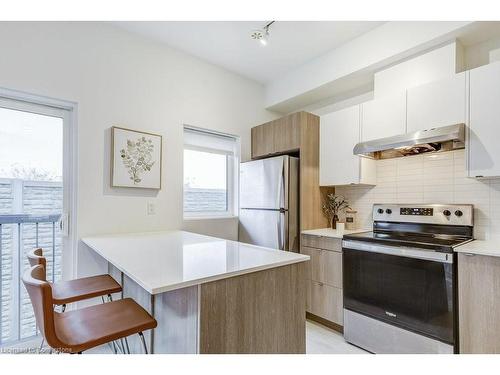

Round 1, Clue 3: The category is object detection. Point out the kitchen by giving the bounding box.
[238,38,500,354]
[1,12,500,371]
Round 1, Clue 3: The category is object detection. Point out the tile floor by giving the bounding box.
[1,320,367,354]
[306,320,367,354]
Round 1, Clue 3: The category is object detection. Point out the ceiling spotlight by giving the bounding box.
[250,21,274,46]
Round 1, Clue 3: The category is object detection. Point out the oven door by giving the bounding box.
[342,240,455,345]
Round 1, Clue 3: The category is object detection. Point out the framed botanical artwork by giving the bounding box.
[111,126,162,189]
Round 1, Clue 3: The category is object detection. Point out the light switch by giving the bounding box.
[147,202,156,215]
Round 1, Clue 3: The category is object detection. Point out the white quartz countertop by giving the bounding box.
[454,239,500,258]
[301,228,370,239]
[82,230,309,295]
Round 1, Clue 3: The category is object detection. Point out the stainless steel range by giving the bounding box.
[342,204,474,354]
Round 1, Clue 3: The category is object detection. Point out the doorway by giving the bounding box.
[0,93,76,346]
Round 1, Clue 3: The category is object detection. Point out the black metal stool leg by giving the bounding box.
[138,332,148,354]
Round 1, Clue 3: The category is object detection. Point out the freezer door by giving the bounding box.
[239,209,285,250]
[240,156,285,210]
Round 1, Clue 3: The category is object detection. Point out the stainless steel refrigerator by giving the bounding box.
[239,155,299,251]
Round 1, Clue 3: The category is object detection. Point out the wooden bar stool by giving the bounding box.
[23,265,157,354]
[27,248,122,311]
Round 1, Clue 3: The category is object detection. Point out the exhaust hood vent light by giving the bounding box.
[353,124,465,159]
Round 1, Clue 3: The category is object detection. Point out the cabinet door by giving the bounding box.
[320,106,361,186]
[322,250,342,288]
[469,62,500,178]
[458,253,500,353]
[361,91,407,141]
[273,114,301,153]
[301,246,322,282]
[251,124,274,159]
[306,280,343,324]
[407,72,466,133]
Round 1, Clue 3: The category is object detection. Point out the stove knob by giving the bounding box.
[377,208,384,214]
[455,210,463,217]
[443,210,451,217]
[386,209,392,214]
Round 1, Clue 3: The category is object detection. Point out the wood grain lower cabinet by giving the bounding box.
[301,234,344,327]
[301,234,342,252]
[301,246,342,288]
[458,253,500,353]
[306,280,343,324]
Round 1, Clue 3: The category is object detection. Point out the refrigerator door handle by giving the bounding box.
[280,156,287,210]
[277,212,283,250]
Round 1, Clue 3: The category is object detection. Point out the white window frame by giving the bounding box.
[0,87,78,280]
[183,125,240,220]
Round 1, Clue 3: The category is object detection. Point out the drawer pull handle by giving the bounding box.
[463,253,475,257]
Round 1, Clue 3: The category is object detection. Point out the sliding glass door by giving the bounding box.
[0,96,73,346]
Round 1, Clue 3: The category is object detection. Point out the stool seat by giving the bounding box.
[27,248,122,306]
[51,274,122,305]
[54,298,157,353]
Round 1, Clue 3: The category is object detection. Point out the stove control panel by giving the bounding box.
[400,207,433,216]
[372,204,473,226]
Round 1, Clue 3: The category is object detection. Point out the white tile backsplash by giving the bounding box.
[335,149,499,240]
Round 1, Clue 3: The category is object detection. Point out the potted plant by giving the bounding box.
[322,194,351,230]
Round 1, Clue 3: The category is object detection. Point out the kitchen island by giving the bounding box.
[82,230,309,354]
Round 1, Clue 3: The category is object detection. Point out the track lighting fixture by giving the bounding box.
[250,21,275,46]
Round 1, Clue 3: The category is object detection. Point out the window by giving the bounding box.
[183,126,239,218]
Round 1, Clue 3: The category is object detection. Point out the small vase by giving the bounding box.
[331,215,339,229]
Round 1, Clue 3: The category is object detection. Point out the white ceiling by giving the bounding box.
[112,21,385,84]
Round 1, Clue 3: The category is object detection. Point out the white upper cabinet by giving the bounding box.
[320,106,376,186]
[407,72,466,133]
[469,61,500,178]
[361,91,407,141]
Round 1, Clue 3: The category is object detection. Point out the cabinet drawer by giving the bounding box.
[306,280,343,325]
[301,234,342,252]
[301,246,342,288]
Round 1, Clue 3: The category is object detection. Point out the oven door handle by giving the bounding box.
[342,240,453,264]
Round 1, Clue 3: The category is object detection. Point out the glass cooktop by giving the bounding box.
[343,231,473,253]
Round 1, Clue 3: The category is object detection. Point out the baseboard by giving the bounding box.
[306,312,344,334]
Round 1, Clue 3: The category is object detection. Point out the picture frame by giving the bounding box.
[111,126,162,189]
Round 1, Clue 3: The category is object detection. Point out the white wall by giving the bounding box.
[266,21,472,112]
[335,150,497,241]
[0,22,276,277]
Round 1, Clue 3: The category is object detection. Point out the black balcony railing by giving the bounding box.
[0,213,61,346]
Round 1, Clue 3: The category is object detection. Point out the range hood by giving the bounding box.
[353,123,466,159]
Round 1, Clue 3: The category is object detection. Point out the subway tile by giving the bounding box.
[423,191,453,204]
[396,192,424,203]
[336,148,500,239]
[423,165,454,176]
[473,225,488,240]
[424,152,454,164]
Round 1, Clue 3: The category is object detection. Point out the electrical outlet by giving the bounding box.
[147,202,156,215]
